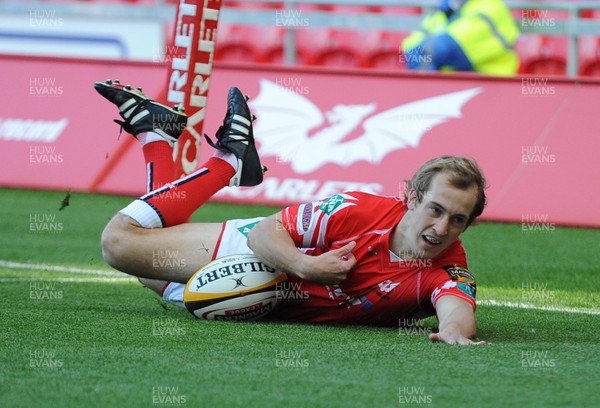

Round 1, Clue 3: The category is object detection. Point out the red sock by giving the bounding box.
[142,141,175,193]
[141,157,235,226]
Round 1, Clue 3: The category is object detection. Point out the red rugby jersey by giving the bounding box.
[269,192,477,327]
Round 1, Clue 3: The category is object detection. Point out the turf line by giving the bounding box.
[0,277,135,283]
[477,299,600,315]
[0,260,122,277]
[3,260,599,315]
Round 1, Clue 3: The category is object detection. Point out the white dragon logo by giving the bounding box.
[249,79,482,174]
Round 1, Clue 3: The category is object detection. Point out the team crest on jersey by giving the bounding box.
[443,266,476,299]
[378,280,400,294]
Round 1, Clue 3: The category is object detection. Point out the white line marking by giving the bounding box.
[3,260,599,315]
[478,299,600,315]
[0,277,135,283]
[0,260,125,277]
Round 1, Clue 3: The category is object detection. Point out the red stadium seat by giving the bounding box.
[222,0,242,8]
[309,29,365,68]
[363,30,410,71]
[258,4,327,65]
[215,24,261,63]
[515,9,572,75]
[368,5,422,15]
[329,4,378,15]
[297,3,334,12]
[576,10,600,77]
[516,35,567,76]
[224,0,283,9]
[579,9,595,19]
[361,7,421,71]
[257,27,312,66]
[579,36,600,77]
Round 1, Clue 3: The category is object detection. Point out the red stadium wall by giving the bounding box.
[1,54,598,227]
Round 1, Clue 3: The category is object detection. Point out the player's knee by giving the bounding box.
[101,222,121,269]
[101,215,132,270]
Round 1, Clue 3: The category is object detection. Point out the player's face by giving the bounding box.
[406,173,477,259]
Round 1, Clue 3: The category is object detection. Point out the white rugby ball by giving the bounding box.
[184,254,287,321]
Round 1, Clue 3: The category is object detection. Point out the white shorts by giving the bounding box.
[161,216,265,308]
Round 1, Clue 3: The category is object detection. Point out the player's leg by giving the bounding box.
[142,136,176,194]
[95,80,183,193]
[138,277,169,295]
[100,90,179,289]
[139,216,262,305]
[96,81,266,283]
[102,214,223,282]
[136,136,185,291]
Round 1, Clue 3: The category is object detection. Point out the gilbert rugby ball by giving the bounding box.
[184,254,287,321]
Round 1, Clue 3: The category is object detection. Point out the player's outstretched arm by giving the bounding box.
[247,213,356,285]
[430,296,487,346]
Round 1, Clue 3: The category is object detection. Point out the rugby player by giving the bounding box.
[96,80,487,345]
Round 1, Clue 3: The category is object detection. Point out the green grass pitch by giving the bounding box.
[1,188,599,407]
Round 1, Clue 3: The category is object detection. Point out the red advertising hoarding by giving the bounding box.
[165,0,221,178]
[1,54,598,227]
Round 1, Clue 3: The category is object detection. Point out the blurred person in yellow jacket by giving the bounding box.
[402,0,520,75]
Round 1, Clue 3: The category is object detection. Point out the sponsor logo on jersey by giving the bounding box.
[319,194,346,215]
[443,265,476,284]
[237,220,261,237]
[301,203,313,232]
[443,265,476,299]
[456,282,475,299]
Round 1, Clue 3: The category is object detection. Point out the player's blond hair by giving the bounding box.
[404,156,487,226]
